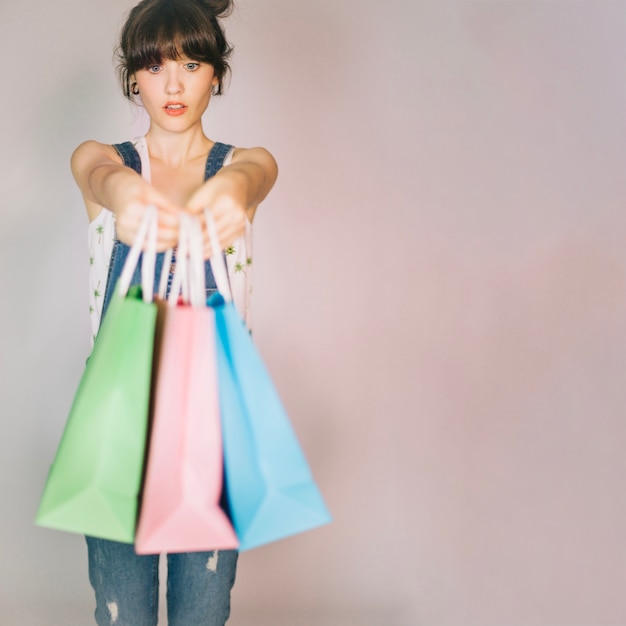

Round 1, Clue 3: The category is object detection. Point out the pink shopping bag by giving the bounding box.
[134,217,238,554]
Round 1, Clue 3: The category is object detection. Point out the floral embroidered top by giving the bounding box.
[87,137,252,345]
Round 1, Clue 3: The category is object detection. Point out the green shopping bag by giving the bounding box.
[36,208,158,542]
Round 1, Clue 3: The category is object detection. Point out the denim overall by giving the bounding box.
[86,141,238,626]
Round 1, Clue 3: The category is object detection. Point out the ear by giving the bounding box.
[129,74,138,94]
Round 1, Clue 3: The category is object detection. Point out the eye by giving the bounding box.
[147,65,162,74]
[184,62,200,71]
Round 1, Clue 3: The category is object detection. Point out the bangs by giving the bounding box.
[126,6,220,72]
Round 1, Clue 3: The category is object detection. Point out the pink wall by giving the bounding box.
[225,3,626,624]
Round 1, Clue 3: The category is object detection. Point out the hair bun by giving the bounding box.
[198,0,233,18]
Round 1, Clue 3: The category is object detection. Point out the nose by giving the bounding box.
[164,65,184,95]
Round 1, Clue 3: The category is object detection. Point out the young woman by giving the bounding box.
[70,0,278,623]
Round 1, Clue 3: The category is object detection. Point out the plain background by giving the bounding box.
[1,1,626,625]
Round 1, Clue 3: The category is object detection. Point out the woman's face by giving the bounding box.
[133,57,218,131]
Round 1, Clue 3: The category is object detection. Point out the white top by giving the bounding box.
[87,136,252,344]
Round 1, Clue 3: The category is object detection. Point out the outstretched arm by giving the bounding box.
[71,140,181,250]
[185,146,278,257]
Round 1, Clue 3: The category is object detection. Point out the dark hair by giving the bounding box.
[116,0,233,100]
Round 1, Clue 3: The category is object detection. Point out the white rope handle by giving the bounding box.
[168,215,206,307]
[187,216,206,308]
[168,216,189,306]
[204,209,232,302]
[117,205,157,302]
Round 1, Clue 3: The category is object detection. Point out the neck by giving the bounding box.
[145,124,213,168]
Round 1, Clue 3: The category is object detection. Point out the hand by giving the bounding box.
[110,179,183,251]
[185,171,249,258]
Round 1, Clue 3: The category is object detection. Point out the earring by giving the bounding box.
[131,83,139,95]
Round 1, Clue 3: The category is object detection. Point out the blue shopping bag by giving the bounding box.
[205,211,331,551]
[209,293,331,551]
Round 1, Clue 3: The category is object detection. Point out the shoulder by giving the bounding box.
[230,146,278,185]
[71,140,123,177]
[230,146,277,167]
[72,139,122,166]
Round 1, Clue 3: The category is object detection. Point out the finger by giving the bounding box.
[156,231,179,252]
[201,210,245,246]
[201,228,241,259]
[201,242,215,260]
[146,212,179,251]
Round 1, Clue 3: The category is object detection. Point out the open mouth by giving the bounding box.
[164,103,187,115]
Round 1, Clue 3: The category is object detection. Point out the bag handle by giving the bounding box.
[117,205,157,303]
[204,209,233,303]
[188,216,206,308]
[168,215,206,308]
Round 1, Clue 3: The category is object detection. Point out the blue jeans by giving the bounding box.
[86,537,238,625]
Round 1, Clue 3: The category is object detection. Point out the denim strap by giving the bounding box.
[206,142,233,179]
[113,142,142,175]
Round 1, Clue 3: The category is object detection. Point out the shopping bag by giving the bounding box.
[135,215,238,554]
[205,210,331,551]
[36,208,159,543]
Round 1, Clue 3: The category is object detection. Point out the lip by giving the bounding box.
[163,102,188,117]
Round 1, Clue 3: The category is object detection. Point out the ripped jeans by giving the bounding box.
[86,537,238,626]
